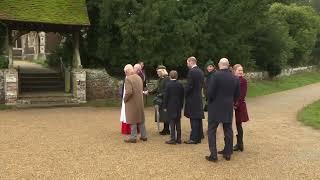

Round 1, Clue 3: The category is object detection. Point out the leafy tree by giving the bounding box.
[251,14,296,76]
[269,3,320,66]
[48,0,320,78]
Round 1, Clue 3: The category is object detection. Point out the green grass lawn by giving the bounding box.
[248,71,320,97]
[0,104,14,110]
[298,100,320,129]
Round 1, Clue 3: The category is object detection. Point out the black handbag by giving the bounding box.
[153,93,163,106]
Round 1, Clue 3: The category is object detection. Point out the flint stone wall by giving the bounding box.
[85,69,120,100]
[80,66,319,100]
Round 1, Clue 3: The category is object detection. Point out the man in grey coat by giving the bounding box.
[206,58,240,162]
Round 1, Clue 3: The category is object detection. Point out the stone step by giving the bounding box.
[19,73,61,78]
[21,86,65,92]
[16,103,81,109]
[17,93,80,108]
[19,92,72,98]
[21,81,64,86]
[18,97,75,104]
[20,77,63,80]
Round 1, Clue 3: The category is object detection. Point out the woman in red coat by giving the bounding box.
[233,64,249,152]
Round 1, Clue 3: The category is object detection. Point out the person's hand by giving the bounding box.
[143,90,149,95]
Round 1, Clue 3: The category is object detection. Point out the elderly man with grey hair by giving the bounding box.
[206,58,240,162]
[120,64,147,143]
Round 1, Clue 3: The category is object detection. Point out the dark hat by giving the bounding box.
[205,59,215,68]
[156,65,166,70]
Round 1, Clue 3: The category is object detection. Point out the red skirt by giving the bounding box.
[121,122,140,134]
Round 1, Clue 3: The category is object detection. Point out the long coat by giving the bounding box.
[163,80,184,120]
[184,66,205,119]
[124,74,145,124]
[234,76,249,123]
[203,71,215,111]
[208,69,240,123]
[153,76,170,122]
[137,70,147,91]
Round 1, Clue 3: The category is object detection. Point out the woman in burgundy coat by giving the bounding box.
[233,64,249,152]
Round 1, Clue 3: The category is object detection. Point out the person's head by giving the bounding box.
[124,64,134,76]
[156,65,167,77]
[205,60,215,73]
[157,68,168,78]
[169,70,178,80]
[218,58,230,70]
[138,61,144,69]
[133,64,142,74]
[233,64,244,77]
[186,56,197,69]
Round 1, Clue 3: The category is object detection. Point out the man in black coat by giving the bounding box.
[184,56,205,144]
[163,70,184,145]
[206,58,240,162]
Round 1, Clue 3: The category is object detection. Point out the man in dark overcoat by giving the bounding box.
[163,70,184,144]
[184,56,205,144]
[206,58,240,162]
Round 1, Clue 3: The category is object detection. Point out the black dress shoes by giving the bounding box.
[165,139,176,145]
[218,150,225,155]
[124,139,137,143]
[140,137,148,141]
[223,155,231,161]
[184,140,198,144]
[159,130,170,135]
[205,156,218,162]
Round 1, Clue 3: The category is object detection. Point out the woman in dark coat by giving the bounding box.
[152,65,170,135]
[233,64,249,151]
[203,60,216,112]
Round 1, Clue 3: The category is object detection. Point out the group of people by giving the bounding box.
[119,57,249,162]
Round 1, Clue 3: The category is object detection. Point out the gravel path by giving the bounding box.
[1,83,320,179]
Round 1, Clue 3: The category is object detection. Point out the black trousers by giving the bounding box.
[236,121,243,143]
[208,121,233,157]
[163,122,170,132]
[200,120,204,138]
[189,119,202,142]
[170,118,181,141]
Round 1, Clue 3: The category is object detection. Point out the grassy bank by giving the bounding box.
[0,104,14,110]
[248,71,320,97]
[298,100,320,129]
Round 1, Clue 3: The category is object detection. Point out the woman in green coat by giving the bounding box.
[152,65,170,135]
